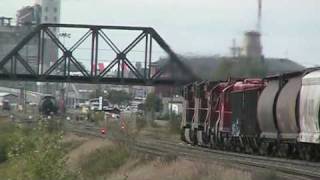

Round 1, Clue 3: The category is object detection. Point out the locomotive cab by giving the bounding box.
[39,96,58,116]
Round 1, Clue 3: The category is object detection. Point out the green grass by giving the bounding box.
[0,120,15,163]
[0,120,78,180]
[79,145,130,179]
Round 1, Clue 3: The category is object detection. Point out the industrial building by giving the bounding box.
[38,0,61,34]
[0,17,38,75]
[16,4,41,26]
[0,0,62,101]
[241,31,263,59]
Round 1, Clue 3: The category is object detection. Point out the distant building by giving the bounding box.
[149,61,177,98]
[0,17,13,26]
[0,92,18,104]
[39,0,61,24]
[16,5,41,26]
[0,18,38,74]
[0,0,61,93]
[37,0,61,35]
[241,31,263,59]
[162,96,184,115]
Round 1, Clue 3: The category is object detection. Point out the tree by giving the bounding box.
[144,93,163,118]
[5,122,77,180]
[213,57,268,81]
[106,90,132,105]
[213,60,234,80]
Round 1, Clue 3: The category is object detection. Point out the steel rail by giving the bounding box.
[66,122,320,179]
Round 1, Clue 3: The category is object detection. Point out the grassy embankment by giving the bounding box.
[0,117,131,180]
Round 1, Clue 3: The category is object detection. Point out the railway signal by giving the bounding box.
[120,121,126,130]
[100,128,106,135]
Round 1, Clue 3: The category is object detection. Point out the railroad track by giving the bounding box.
[16,119,317,180]
[133,138,320,179]
[65,122,320,179]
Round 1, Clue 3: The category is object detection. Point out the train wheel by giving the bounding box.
[305,150,312,161]
[203,133,210,146]
[268,143,277,156]
[181,127,186,141]
[258,147,265,156]
[298,145,306,160]
[210,134,216,149]
[222,137,230,151]
[278,144,289,158]
[235,145,242,153]
[308,145,317,161]
[289,144,299,159]
[245,145,254,154]
[197,130,204,146]
[184,128,191,144]
[300,145,313,161]
[190,129,198,146]
[315,145,320,161]
[258,142,267,156]
[229,139,237,152]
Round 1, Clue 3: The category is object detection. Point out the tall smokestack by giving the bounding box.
[257,0,262,32]
[34,0,41,5]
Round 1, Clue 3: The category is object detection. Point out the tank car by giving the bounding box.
[39,96,58,116]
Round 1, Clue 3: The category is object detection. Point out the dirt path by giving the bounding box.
[108,158,253,180]
[64,133,112,169]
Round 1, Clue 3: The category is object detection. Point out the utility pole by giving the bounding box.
[58,32,71,111]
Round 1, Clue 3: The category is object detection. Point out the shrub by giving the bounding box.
[136,113,147,131]
[3,121,77,180]
[87,111,105,123]
[0,122,15,163]
[0,143,7,163]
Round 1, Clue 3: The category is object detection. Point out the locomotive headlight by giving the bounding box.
[28,115,33,120]
[10,115,14,119]
[66,116,71,121]
[48,116,52,120]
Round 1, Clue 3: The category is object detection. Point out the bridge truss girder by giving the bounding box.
[0,24,198,86]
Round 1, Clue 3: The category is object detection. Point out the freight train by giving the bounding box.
[181,68,320,161]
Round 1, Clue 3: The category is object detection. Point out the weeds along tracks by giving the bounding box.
[134,137,320,179]
[64,122,320,179]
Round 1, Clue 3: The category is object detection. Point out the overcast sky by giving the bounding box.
[1,0,320,67]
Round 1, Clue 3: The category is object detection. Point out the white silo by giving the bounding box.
[39,0,61,25]
[241,31,263,59]
[34,0,41,5]
[39,0,61,73]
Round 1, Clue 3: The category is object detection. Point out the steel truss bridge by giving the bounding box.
[0,24,198,86]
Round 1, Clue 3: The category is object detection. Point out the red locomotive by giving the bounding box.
[181,68,320,161]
